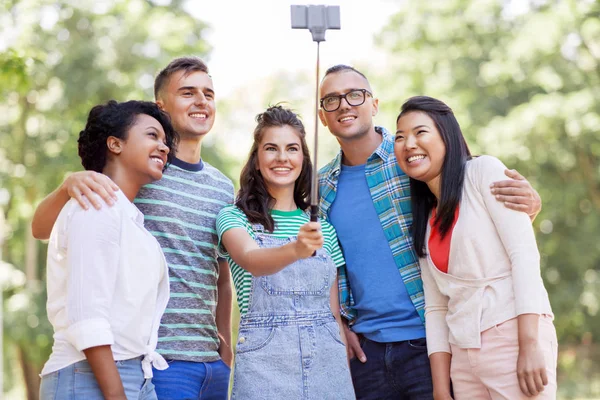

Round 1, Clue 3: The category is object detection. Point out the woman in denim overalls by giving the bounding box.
[217,106,354,399]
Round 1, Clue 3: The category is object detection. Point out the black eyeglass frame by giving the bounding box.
[319,89,373,112]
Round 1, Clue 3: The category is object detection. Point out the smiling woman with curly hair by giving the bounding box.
[40,100,179,400]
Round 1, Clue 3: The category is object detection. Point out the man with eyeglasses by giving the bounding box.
[317,65,542,399]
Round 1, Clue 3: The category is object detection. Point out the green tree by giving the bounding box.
[374,0,599,397]
[0,1,217,398]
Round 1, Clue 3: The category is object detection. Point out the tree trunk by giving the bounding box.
[18,345,40,400]
[25,225,38,284]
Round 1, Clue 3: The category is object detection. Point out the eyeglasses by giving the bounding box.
[320,89,373,112]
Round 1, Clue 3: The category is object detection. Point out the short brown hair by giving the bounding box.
[154,57,209,100]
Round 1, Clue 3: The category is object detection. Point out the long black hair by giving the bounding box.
[396,96,471,258]
[236,105,312,232]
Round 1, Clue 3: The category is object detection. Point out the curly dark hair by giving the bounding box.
[77,100,178,173]
[236,105,312,232]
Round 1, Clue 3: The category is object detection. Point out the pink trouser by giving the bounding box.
[450,316,558,400]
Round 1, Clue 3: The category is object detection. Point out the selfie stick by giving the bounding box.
[291,5,340,224]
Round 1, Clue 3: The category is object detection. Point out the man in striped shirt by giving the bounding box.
[32,57,235,399]
[316,65,542,400]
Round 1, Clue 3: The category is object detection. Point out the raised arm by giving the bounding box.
[32,171,118,239]
[490,168,542,221]
[220,222,323,277]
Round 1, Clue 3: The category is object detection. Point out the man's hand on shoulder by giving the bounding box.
[63,171,119,210]
[31,171,120,240]
[490,169,542,221]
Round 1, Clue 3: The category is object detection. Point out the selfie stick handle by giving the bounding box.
[310,40,321,224]
[291,5,340,254]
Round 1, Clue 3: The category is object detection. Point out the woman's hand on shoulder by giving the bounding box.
[293,222,324,259]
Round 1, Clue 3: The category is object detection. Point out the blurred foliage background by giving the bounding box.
[1,0,598,399]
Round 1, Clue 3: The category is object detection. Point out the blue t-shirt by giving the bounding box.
[329,163,425,342]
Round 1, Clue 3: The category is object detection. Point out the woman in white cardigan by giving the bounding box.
[393,96,556,400]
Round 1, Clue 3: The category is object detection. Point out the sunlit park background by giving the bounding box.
[1,0,599,398]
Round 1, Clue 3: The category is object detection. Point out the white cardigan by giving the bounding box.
[421,156,553,355]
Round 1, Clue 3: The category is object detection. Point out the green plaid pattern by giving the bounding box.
[318,127,425,324]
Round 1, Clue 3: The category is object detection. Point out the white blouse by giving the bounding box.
[41,190,170,378]
[421,156,553,355]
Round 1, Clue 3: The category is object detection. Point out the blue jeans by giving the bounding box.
[350,336,434,400]
[152,359,231,400]
[39,357,156,400]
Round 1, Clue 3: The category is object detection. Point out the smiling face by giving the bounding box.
[256,125,304,196]
[157,70,215,140]
[318,70,378,142]
[394,111,446,192]
[109,113,169,184]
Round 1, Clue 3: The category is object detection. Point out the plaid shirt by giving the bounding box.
[318,127,425,324]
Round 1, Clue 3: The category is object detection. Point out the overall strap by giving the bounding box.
[250,223,265,234]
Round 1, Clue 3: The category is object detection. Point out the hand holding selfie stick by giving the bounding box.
[291,5,340,255]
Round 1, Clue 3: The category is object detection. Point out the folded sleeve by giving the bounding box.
[64,206,121,351]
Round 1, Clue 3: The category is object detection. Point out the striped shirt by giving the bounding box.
[135,157,234,362]
[216,205,345,316]
[318,127,425,324]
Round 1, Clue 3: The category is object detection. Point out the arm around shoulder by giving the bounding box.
[32,171,118,239]
[486,156,542,220]
[32,184,72,240]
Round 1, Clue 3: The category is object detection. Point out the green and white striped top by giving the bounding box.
[216,205,345,316]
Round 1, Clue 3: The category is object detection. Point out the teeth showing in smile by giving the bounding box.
[407,155,426,163]
[272,167,291,172]
[339,116,355,122]
[189,113,207,119]
[151,157,164,166]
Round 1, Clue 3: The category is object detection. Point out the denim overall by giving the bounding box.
[231,224,355,400]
